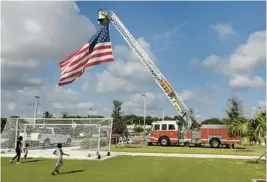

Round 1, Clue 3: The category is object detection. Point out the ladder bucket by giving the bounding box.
[97,9,110,24]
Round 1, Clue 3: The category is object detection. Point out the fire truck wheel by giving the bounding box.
[147,142,152,146]
[159,137,170,146]
[209,138,221,148]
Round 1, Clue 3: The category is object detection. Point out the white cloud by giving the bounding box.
[193,109,205,121]
[190,59,200,66]
[178,90,213,104]
[85,71,138,94]
[228,31,266,72]
[7,102,17,112]
[201,55,222,68]
[246,100,267,118]
[1,1,95,61]
[221,30,266,76]
[120,88,214,117]
[1,59,39,70]
[122,92,166,115]
[1,85,101,117]
[52,101,94,111]
[252,100,266,113]
[210,23,235,39]
[1,72,43,90]
[1,1,96,91]
[195,114,202,119]
[107,60,151,82]
[197,30,266,90]
[179,90,196,101]
[229,75,265,89]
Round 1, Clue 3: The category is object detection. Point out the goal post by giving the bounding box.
[1,117,113,159]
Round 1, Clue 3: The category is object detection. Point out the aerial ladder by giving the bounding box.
[98,9,192,142]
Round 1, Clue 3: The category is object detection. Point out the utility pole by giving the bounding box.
[89,108,92,122]
[162,108,165,121]
[33,96,40,127]
[141,94,146,141]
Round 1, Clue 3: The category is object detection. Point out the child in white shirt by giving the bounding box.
[51,143,69,175]
[23,143,29,159]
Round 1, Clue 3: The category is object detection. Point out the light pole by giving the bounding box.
[162,108,165,121]
[33,96,40,127]
[89,108,92,122]
[141,94,146,141]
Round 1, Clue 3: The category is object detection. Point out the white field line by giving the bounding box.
[251,179,267,182]
[1,153,117,161]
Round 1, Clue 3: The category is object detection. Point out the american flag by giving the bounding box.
[58,24,114,86]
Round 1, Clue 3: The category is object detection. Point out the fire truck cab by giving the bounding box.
[148,120,241,148]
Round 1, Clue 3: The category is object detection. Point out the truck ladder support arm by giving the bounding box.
[98,9,192,129]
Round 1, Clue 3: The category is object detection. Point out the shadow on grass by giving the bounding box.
[246,160,266,164]
[22,159,43,163]
[58,169,86,175]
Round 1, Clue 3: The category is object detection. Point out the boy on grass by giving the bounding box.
[23,143,29,159]
[51,143,69,176]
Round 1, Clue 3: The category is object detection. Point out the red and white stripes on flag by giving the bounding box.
[58,42,114,86]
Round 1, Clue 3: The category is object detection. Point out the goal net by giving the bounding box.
[1,118,113,159]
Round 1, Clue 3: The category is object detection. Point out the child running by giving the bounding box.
[51,143,69,176]
[23,143,29,159]
[10,136,23,164]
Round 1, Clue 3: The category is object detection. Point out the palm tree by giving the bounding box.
[228,111,266,145]
[249,111,266,144]
[227,117,251,148]
[228,117,250,137]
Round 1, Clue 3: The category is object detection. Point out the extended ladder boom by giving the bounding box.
[98,10,192,129]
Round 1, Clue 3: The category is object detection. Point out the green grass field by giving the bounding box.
[111,146,265,156]
[2,156,265,182]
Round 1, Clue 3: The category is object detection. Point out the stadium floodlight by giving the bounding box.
[33,96,40,127]
[89,108,92,121]
[141,94,147,141]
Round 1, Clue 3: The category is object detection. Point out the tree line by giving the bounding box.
[1,96,266,145]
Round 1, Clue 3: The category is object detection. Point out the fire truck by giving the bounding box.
[148,121,241,148]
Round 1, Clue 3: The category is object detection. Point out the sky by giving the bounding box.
[1,1,266,121]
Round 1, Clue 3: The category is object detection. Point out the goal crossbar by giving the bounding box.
[23,124,101,126]
[20,118,111,121]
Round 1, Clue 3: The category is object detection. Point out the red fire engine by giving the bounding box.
[148,121,241,148]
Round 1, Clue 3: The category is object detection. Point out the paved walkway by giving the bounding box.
[113,151,265,160]
[1,147,114,161]
[1,149,265,161]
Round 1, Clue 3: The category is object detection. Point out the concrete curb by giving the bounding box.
[1,151,265,161]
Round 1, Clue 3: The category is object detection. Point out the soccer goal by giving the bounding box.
[1,117,113,159]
